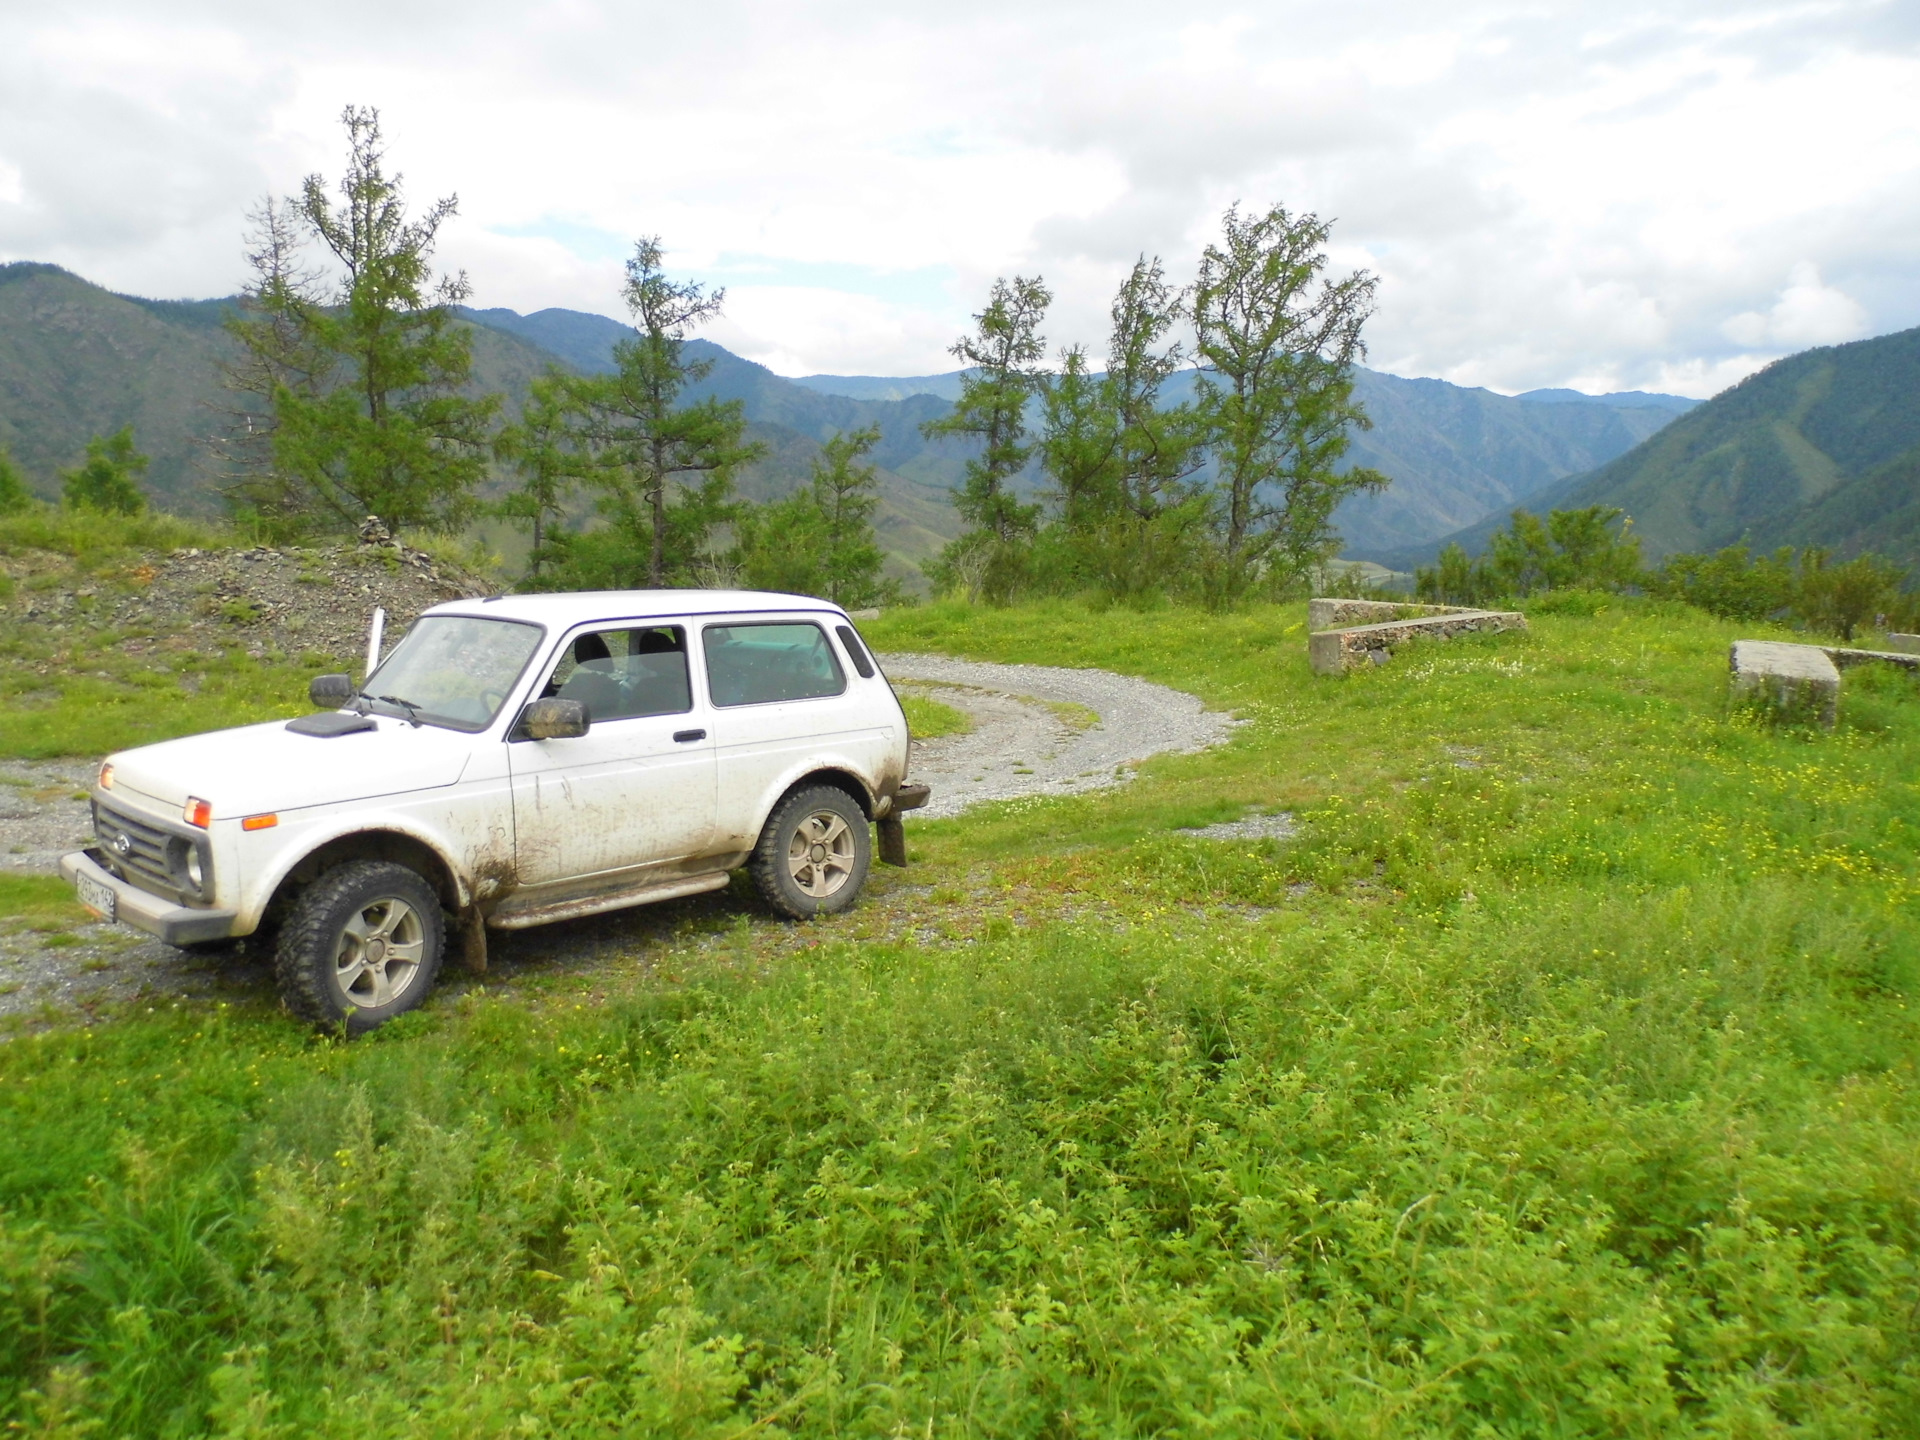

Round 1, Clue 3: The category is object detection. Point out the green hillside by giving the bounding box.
[0,266,963,572]
[1404,325,1920,568]
[0,265,1697,564]
[0,263,573,516]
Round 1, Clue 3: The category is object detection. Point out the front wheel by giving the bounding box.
[275,860,445,1034]
[749,785,872,919]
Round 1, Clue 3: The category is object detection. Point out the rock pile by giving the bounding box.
[3,532,490,667]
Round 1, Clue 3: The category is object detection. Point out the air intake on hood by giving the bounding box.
[286,713,378,737]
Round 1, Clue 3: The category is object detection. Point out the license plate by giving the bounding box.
[76,872,116,923]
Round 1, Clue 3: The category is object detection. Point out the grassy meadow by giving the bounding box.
[3,592,1919,1435]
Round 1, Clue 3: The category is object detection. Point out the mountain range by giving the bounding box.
[1377,323,1920,572]
[2,260,1704,571]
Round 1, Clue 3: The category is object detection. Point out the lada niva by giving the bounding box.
[61,590,929,1032]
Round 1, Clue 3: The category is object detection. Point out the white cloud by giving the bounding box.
[0,0,1914,395]
[1721,261,1870,348]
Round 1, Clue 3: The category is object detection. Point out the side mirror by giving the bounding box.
[518,697,590,740]
[309,674,355,708]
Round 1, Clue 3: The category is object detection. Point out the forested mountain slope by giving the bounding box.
[0,264,561,514]
[1390,324,1920,568]
[2,264,1694,560]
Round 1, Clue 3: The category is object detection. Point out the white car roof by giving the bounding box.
[421,589,847,630]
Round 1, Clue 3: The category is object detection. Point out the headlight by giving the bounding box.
[185,848,204,892]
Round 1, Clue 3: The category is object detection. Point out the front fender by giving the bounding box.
[236,809,485,932]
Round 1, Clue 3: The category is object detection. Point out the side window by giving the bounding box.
[835,625,876,679]
[540,626,692,722]
[704,622,847,707]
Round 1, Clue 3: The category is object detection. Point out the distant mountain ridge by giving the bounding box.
[513,309,1697,553]
[1381,324,1920,571]
[2,262,1700,565]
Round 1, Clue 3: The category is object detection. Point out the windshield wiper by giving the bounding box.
[374,694,424,727]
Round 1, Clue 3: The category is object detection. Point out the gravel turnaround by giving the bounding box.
[880,653,1239,819]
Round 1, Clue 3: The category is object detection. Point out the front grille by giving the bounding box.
[94,798,209,905]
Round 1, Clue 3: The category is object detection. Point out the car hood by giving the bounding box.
[105,715,475,819]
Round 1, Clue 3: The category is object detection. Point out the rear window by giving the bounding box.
[704,622,847,707]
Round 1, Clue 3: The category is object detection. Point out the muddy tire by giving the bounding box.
[749,785,871,920]
[275,860,445,1034]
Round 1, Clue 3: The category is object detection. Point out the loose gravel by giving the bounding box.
[880,653,1239,819]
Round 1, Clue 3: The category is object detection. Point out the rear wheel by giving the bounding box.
[749,785,872,919]
[275,860,444,1034]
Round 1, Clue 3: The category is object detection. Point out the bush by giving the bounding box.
[0,447,32,514]
[59,428,149,516]
[1416,507,1642,604]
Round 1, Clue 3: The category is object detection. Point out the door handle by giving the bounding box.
[673,728,707,743]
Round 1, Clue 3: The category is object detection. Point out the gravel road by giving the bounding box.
[880,653,1237,818]
[1,659,1248,1024]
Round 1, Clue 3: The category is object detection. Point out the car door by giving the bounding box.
[508,621,717,890]
[702,615,882,849]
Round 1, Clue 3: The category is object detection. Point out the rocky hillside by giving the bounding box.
[3,529,486,675]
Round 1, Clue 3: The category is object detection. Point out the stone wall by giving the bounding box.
[1308,609,1529,676]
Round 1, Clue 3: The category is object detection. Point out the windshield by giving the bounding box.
[360,615,543,731]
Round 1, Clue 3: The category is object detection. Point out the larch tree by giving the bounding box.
[921,275,1051,600]
[229,106,500,535]
[571,238,762,587]
[1192,204,1386,597]
[493,369,591,585]
[735,425,899,607]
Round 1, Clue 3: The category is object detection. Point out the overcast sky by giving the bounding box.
[2,0,1916,396]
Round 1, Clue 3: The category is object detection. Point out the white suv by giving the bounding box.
[61,590,929,1032]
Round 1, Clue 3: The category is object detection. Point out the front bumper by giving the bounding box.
[59,849,239,947]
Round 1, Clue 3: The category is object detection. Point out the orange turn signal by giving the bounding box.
[98,762,114,790]
[183,797,213,829]
[242,813,278,832]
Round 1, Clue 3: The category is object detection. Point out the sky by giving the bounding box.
[1,0,1916,397]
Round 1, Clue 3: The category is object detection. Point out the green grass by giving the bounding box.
[3,595,1920,1435]
[896,687,972,740]
[0,874,85,925]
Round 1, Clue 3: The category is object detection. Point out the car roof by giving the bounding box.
[420,589,848,629]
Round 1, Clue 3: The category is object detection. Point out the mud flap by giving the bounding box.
[459,909,489,974]
[877,817,908,868]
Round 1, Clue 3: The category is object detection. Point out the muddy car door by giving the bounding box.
[507,621,717,891]
[702,616,888,848]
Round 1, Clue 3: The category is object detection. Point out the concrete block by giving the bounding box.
[1884,634,1920,655]
[1309,610,1529,676]
[1306,598,1481,632]
[1729,640,1840,727]
[1826,645,1920,672]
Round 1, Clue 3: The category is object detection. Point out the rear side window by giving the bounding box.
[836,625,876,679]
[704,622,847,706]
[542,626,692,721]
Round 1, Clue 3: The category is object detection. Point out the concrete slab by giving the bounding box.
[1306,598,1482,632]
[1729,640,1840,727]
[1824,645,1920,672]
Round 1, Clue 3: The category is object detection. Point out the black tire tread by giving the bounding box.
[748,784,871,920]
[274,859,444,1032]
